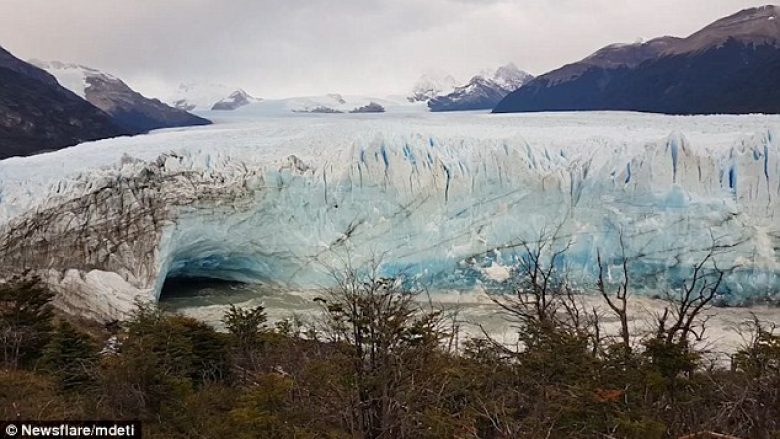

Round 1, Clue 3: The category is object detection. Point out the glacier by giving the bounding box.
[0,111,778,320]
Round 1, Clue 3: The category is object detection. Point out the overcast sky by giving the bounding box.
[0,0,767,98]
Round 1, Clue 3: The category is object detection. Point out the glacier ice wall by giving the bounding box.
[0,114,778,320]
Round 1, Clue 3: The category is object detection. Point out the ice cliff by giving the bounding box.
[0,113,778,320]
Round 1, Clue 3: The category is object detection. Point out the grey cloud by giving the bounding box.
[0,0,766,98]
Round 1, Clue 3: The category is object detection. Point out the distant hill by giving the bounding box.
[169,82,260,112]
[494,5,780,115]
[0,46,129,160]
[211,89,260,111]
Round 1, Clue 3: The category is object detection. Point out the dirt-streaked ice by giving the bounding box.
[0,111,778,320]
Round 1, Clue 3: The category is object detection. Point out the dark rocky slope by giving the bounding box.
[494,6,780,115]
[0,48,129,159]
[33,61,211,133]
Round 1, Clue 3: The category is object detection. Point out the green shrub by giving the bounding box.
[41,320,98,390]
[0,277,54,368]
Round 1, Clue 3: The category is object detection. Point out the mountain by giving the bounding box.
[170,82,229,111]
[32,61,210,133]
[408,71,460,102]
[494,5,780,114]
[0,46,59,86]
[429,64,533,112]
[211,89,260,110]
[540,37,681,85]
[489,63,535,90]
[169,82,260,112]
[0,46,129,159]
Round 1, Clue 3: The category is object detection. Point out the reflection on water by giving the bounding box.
[160,279,780,359]
[159,277,321,329]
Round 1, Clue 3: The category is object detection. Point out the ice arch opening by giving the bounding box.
[156,240,273,301]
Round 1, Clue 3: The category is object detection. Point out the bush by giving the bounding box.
[2,266,778,438]
[0,369,85,420]
[95,303,230,418]
[41,320,98,390]
[0,277,54,368]
[125,303,231,385]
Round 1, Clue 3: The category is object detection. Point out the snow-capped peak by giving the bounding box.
[169,82,249,111]
[427,64,534,112]
[490,63,533,91]
[475,63,533,91]
[211,89,261,111]
[228,89,252,99]
[29,59,119,98]
[408,71,460,102]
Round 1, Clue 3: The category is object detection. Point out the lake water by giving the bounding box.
[160,278,780,361]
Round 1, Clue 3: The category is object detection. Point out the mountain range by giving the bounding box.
[494,5,780,114]
[428,63,533,112]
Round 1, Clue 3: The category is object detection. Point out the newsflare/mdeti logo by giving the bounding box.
[1,421,141,438]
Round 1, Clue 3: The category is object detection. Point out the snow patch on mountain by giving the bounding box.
[29,60,117,99]
[169,82,255,111]
[485,63,534,91]
[429,64,533,111]
[211,89,261,111]
[30,60,211,133]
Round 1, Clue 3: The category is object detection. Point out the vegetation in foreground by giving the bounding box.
[1,249,779,438]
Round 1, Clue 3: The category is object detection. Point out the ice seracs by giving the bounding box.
[0,113,778,320]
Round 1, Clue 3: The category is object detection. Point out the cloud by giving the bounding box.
[0,0,765,99]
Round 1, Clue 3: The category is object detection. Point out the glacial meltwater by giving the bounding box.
[158,279,780,361]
